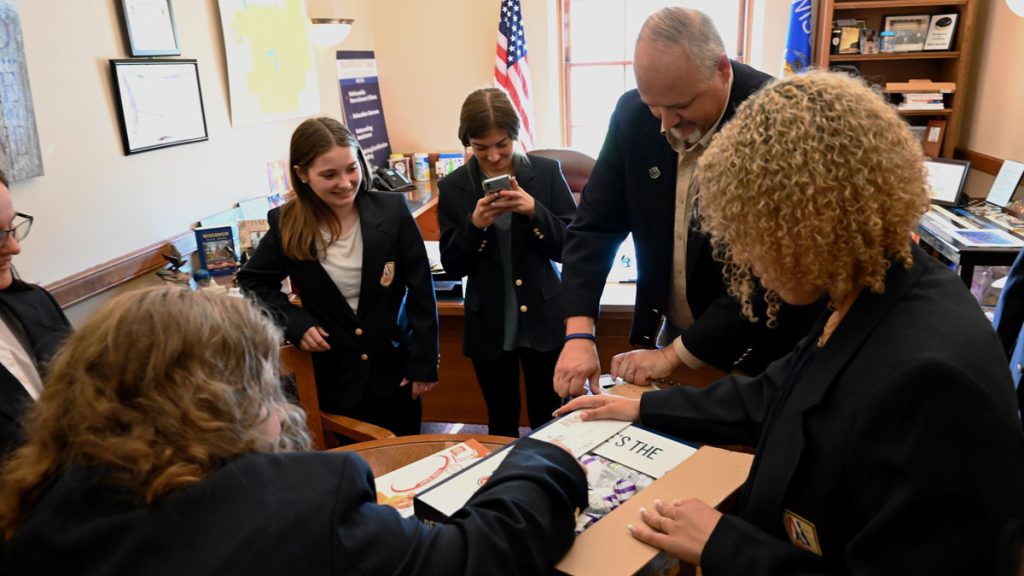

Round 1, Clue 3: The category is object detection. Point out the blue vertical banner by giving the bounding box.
[336,50,392,167]
[783,0,813,76]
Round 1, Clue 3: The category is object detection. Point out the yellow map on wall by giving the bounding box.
[218,0,320,127]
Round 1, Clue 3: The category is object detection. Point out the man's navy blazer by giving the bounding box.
[561,61,822,373]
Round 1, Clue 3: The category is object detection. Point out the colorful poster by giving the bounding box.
[336,50,391,167]
[217,0,319,127]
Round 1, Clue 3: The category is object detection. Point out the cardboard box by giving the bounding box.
[555,445,752,575]
[413,413,753,575]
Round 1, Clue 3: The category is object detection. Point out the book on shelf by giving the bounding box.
[895,92,946,111]
[194,225,240,276]
[885,80,956,93]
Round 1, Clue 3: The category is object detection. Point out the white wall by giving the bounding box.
[962,0,1024,162]
[35,0,790,324]
[12,1,357,288]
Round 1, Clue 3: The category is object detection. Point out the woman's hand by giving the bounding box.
[488,177,536,218]
[299,326,331,352]
[610,347,681,386]
[628,498,722,566]
[470,193,503,229]
[553,393,640,422]
[402,379,438,400]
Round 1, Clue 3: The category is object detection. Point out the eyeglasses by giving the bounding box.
[0,213,33,244]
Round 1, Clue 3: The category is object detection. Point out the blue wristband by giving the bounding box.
[564,332,596,342]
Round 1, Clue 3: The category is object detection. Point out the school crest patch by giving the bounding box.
[380,261,395,287]
[783,509,822,556]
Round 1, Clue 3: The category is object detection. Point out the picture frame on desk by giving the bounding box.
[883,14,930,52]
[922,118,946,158]
[119,0,180,57]
[110,59,208,155]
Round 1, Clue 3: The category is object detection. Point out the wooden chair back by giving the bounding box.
[279,344,395,449]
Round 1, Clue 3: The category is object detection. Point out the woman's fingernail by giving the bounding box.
[638,507,646,515]
[653,499,663,507]
[626,524,636,533]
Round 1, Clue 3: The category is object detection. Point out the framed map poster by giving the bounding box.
[218,0,320,127]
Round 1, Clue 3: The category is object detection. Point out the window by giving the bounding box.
[562,0,749,156]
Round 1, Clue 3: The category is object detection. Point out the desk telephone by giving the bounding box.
[373,167,415,192]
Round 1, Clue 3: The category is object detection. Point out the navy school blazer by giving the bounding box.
[438,154,576,360]
[639,243,1024,574]
[560,60,824,373]
[237,191,438,411]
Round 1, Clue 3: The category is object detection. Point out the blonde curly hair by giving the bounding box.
[0,286,311,538]
[698,71,930,325]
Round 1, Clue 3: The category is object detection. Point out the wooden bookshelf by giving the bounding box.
[829,50,959,61]
[815,0,978,158]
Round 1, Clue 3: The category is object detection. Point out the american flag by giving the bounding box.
[495,0,535,150]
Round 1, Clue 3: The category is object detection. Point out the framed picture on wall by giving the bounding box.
[110,59,208,155]
[119,0,180,56]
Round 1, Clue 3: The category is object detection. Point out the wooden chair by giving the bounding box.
[530,148,596,205]
[279,344,395,449]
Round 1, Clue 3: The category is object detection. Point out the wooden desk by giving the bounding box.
[425,287,639,425]
[332,433,514,477]
[917,222,1021,287]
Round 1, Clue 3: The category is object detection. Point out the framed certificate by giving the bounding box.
[883,14,930,52]
[110,59,208,155]
[120,0,180,57]
[923,13,959,51]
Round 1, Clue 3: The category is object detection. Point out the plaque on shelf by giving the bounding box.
[923,13,959,51]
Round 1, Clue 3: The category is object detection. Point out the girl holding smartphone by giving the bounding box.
[438,88,576,437]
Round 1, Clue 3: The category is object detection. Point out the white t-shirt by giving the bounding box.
[0,316,43,400]
[320,221,363,314]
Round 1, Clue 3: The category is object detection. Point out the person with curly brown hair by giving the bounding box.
[0,286,587,575]
[558,71,1024,574]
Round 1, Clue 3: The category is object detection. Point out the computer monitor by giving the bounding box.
[923,157,970,207]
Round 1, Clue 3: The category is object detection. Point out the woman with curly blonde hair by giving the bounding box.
[0,286,586,575]
[559,72,1023,574]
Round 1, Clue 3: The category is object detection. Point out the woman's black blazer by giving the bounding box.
[238,191,438,411]
[438,155,576,361]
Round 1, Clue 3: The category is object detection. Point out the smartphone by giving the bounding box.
[482,174,513,195]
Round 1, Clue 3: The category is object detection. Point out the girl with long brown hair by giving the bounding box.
[238,117,438,436]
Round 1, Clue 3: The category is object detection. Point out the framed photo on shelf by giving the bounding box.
[838,26,862,54]
[110,59,208,155]
[119,0,180,56]
[923,14,959,51]
[883,14,930,52]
